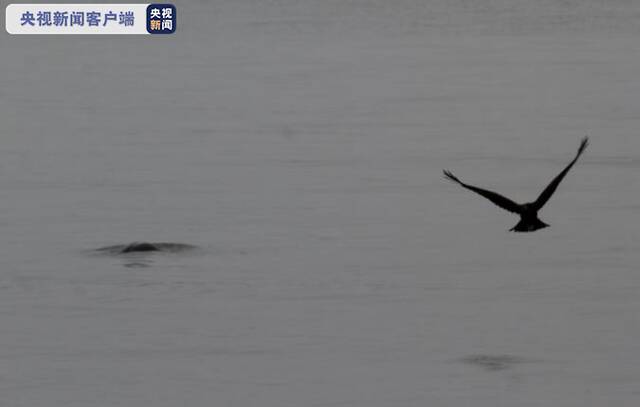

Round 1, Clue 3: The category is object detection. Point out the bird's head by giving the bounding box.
[521,203,537,215]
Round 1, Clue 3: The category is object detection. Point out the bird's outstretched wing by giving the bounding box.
[531,136,589,211]
[443,169,523,214]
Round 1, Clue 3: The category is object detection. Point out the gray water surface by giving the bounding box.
[1,1,640,406]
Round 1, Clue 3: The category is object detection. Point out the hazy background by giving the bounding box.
[1,1,640,406]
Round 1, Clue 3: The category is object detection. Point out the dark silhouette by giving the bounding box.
[444,136,589,232]
[94,242,197,255]
[121,242,160,253]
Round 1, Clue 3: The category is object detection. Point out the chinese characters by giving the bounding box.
[146,4,175,34]
[20,10,135,27]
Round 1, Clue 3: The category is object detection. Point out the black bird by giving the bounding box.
[443,136,589,232]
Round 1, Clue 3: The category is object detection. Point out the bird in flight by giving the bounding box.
[443,136,589,232]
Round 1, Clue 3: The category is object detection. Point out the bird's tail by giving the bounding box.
[510,217,550,232]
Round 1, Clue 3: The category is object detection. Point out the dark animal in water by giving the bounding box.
[94,242,197,255]
[121,242,160,253]
[443,136,589,232]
